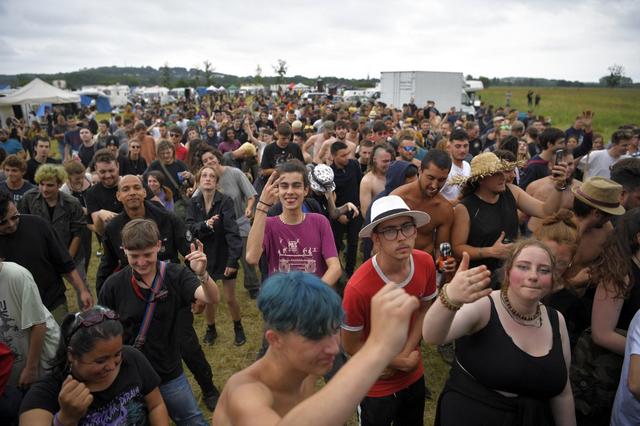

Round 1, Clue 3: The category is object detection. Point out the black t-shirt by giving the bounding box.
[359,161,368,175]
[98,263,199,383]
[96,201,189,291]
[78,144,98,168]
[469,137,483,157]
[260,142,304,172]
[0,214,75,309]
[25,157,61,184]
[20,346,160,425]
[331,159,362,207]
[144,160,189,202]
[0,180,36,203]
[256,119,275,131]
[119,156,148,176]
[85,183,123,222]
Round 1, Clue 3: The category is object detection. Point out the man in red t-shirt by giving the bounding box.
[342,195,436,425]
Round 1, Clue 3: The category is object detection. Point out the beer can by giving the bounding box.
[439,242,452,258]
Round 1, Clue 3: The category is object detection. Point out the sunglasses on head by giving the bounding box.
[67,310,120,343]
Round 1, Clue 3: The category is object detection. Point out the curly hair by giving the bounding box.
[590,207,640,299]
[35,164,67,185]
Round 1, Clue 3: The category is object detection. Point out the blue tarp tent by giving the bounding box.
[79,93,112,113]
[36,103,52,117]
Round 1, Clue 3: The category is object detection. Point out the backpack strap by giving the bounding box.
[133,261,167,350]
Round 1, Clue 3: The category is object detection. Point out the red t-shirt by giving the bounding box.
[175,143,188,162]
[341,249,437,397]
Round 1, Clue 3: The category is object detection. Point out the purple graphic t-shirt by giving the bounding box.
[263,213,338,278]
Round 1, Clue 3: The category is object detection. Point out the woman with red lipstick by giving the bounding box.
[19,306,168,425]
[423,240,575,426]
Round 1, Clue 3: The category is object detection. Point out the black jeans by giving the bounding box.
[358,377,425,426]
[178,308,216,395]
[331,215,363,276]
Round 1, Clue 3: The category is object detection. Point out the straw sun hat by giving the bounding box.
[449,152,523,186]
[572,177,625,216]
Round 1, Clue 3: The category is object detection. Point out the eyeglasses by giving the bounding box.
[67,310,120,343]
[401,146,417,152]
[0,213,20,226]
[375,222,417,241]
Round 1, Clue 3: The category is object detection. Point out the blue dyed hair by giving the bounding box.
[257,272,343,340]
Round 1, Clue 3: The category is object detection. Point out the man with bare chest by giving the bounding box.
[391,150,453,257]
[526,150,581,233]
[211,271,419,426]
[360,145,394,217]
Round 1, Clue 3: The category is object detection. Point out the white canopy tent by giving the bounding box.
[0,78,80,125]
[0,78,80,105]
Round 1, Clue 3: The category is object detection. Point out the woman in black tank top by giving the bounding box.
[451,152,570,290]
[423,239,575,426]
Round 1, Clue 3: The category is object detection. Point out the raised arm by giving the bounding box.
[246,173,280,265]
[422,253,492,345]
[511,161,568,218]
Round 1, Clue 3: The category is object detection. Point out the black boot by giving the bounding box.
[203,324,217,345]
[234,321,246,346]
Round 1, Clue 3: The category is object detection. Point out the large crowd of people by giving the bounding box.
[0,90,639,425]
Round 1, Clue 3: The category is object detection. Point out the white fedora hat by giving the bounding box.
[359,195,430,238]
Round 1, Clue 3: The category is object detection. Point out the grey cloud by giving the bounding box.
[0,0,638,80]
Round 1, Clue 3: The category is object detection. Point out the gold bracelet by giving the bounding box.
[439,283,463,312]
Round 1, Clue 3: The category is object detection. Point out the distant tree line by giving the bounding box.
[0,65,378,90]
[1,65,636,90]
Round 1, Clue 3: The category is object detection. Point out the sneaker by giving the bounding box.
[202,388,220,411]
[234,325,246,346]
[203,325,217,345]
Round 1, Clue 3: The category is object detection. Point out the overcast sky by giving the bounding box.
[1,0,638,82]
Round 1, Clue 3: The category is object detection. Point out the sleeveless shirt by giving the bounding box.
[460,188,519,273]
[456,297,567,399]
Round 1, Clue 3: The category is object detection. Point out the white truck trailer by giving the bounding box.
[380,71,477,115]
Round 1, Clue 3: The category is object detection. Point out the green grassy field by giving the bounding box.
[58,86,639,423]
[65,240,450,425]
[480,86,640,139]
